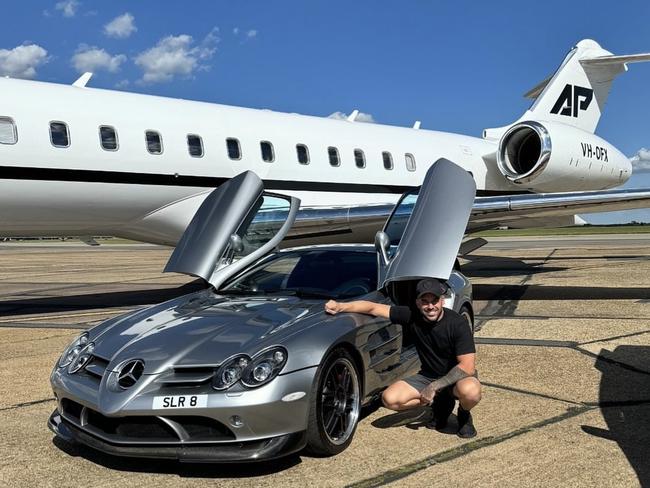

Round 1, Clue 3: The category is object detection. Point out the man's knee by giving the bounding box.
[381,388,402,410]
[382,381,419,411]
[456,378,482,405]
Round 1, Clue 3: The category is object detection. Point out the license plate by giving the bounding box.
[152,394,208,409]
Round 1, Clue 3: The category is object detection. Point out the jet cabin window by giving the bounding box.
[261,141,275,162]
[187,134,203,157]
[146,131,163,154]
[226,138,241,160]
[328,146,340,167]
[405,153,416,171]
[0,117,17,144]
[382,151,393,170]
[354,149,366,168]
[50,122,70,148]
[296,144,310,164]
[99,126,118,151]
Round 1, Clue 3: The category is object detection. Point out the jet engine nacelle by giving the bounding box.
[496,120,631,192]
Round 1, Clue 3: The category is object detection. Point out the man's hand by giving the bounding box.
[419,383,437,405]
[325,300,343,315]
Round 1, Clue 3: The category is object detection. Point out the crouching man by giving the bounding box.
[325,278,481,437]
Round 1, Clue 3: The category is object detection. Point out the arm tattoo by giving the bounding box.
[428,365,470,392]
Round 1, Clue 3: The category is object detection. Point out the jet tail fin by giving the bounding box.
[484,40,650,139]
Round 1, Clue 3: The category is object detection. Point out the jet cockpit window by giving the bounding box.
[50,122,70,148]
[261,141,275,162]
[328,146,340,167]
[0,117,17,145]
[99,126,118,151]
[145,131,163,154]
[405,153,416,172]
[354,149,366,168]
[226,138,241,160]
[187,134,203,157]
[296,144,310,164]
[382,151,393,170]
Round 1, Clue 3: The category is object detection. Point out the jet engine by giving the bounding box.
[496,121,631,192]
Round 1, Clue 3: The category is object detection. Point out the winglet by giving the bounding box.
[347,110,359,122]
[72,72,93,88]
[413,121,421,130]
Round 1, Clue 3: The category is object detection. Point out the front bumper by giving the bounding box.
[49,410,306,462]
[49,366,317,462]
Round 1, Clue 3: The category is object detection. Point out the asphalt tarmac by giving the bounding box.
[0,236,648,487]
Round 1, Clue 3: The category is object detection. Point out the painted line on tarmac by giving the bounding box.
[0,397,55,412]
[347,406,592,488]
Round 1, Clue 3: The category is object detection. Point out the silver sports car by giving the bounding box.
[49,160,476,462]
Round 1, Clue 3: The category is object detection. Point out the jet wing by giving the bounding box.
[469,188,650,231]
[283,187,650,248]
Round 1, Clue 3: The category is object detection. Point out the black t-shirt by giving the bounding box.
[389,305,475,378]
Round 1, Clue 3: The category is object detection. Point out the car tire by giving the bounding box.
[305,348,361,456]
[459,304,474,335]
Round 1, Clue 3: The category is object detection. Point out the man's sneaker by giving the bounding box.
[427,392,455,430]
[457,407,477,438]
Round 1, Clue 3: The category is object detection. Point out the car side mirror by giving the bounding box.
[374,231,391,267]
[229,234,244,253]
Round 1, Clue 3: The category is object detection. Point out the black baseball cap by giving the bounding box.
[416,278,448,299]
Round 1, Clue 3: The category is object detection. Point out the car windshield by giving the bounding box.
[220,249,377,299]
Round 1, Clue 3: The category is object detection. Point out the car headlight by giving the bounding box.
[442,289,456,309]
[68,342,95,374]
[241,347,288,388]
[212,355,250,390]
[58,333,89,368]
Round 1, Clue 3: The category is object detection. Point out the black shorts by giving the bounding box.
[403,371,479,395]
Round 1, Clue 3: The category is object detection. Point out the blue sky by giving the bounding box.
[1,0,649,223]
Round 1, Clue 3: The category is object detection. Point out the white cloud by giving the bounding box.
[104,13,137,39]
[247,30,258,38]
[71,45,126,73]
[134,31,218,84]
[630,148,650,173]
[233,27,240,35]
[55,0,80,17]
[115,79,130,89]
[0,44,49,79]
[328,111,376,123]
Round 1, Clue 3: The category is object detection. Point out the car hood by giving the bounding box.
[92,290,326,374]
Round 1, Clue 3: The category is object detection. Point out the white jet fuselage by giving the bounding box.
[0,77,631,245]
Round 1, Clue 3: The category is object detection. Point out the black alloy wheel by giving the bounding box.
[305,348,361,456]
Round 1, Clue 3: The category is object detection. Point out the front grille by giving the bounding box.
[87,410,177,441]
[60,399,235,444]
[167,416,235,441]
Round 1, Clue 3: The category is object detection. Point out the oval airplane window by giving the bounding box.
[99,126,118,151]
[226,138,241,160]
[296,144,310,165]
[354,149,366,168]
[0,117,17,145]
[50,122,70,148]
[146,131,163,154]
[261,141,274,162]
[188,134,203,157]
